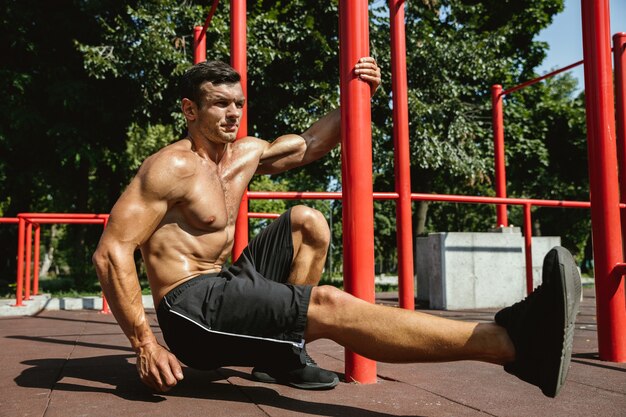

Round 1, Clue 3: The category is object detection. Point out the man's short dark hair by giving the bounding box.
[180,60,241,106]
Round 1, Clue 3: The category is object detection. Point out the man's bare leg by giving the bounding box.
[306,286,516,364]
[287,205,330,286]
[284,206,515,363]
[305,247,581,398]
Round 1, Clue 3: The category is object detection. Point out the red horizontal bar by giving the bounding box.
[247,191,399,200]
[410,193,594,208]
[247,190,597,209]
[248,212,281,219]
[25,218,106,225]
[248,191,342,200]
[5,192,603,227]
[0,218,19,224]
[503,60,584,95]
[18,213,109,219]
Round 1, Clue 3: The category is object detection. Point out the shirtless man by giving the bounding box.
[93,57,581,398]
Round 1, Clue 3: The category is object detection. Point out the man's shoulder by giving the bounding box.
[130,141,198,200]
[230,135,269,155]
[141,140,198,180]
[232,135,265,146]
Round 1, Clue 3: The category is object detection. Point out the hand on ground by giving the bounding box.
[136,341,184,392]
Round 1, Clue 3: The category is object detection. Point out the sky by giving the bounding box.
[536,0,626,90]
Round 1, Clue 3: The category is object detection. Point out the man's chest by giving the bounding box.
[179,162,255,228]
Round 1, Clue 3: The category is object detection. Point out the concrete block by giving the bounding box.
[44,297,60,310]
[82,296,103,310]
[489,226,522,233]
[415,233,444,302]
[415,232,560,310]
[60,297,83,310]
[529,236,561,289]
[142,295,155,309]
[0,304,30,317]
[0,294,50,316]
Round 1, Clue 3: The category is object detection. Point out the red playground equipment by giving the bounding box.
[6,0,626,385]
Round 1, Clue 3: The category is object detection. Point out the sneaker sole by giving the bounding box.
[251,370,340,390]
[544,247,581,398]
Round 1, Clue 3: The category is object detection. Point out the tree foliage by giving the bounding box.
[0,0,591,293]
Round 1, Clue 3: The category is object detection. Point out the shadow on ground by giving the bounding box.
[14,348,417,417]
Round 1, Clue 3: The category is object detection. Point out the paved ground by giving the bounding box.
[1,287,624,417]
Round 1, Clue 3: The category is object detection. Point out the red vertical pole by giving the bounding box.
[492,85,508,227]
[231,0,249,261]
[581,0,626,362]
[615,33,626,256]
[101,216,111,314]
[523,204,534,295]
[14,217,25,307]
[339,0,377,383]
[33,224,40,295]
[193,26,206,64]
[389,0,414,310]
[24,221,32,301]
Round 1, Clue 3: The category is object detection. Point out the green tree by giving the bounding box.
[0,0,591,294]
[504,74,589,253]
[0,0,207,289]
[367,0,590,263]
[0,0,135,288]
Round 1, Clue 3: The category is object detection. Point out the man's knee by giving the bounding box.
[306,285,347,339]
[310,285,346,308]
[290,205,330,247]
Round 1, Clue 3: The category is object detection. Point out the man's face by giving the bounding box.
[191,81,245,144]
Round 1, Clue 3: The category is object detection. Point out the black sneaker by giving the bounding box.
[495,246,581,398]
[251,349,339,390]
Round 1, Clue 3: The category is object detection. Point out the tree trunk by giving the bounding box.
[39,225,57,278]
[414,200,429,236]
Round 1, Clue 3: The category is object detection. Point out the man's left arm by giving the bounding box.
[256,57,381,175]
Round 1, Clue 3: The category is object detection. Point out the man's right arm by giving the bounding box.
[92,155,186,392]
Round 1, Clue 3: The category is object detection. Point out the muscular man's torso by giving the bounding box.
[140,139,263,305]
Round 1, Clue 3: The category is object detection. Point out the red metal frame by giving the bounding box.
[193,26,206,63]
[389,0,415,310]
[247,191,597,302]
[615,33,626,259]
[492,85,508,227]
[581,0,626,362]
[201,0,220,34]
[522,204,534,295]
[33,224,40,296]
[248,190,595,208]
[339,0,377,383]
[15,217,25,306]
[231,0,249,261]
[192,2,249,260]
[503,60,584,96]
[194,0,219,64]
[12,214,110,313]
[24,222,33,300]
[101,216,110,314]
[248,212,280,219]
[492,60,587,230]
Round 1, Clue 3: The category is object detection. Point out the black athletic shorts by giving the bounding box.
[156,208,312,371]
